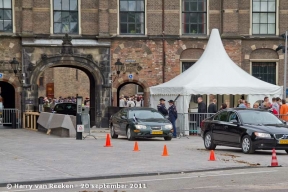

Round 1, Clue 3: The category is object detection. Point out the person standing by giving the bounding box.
[119,96,125,107]
[135,97,142,107]
[238,100,246,108]
[157,98,168,117]
[127,98,135,107]
[168,100,177,138]
[280,99,288,121]
[197,97,207,113]
[208,99,217,113]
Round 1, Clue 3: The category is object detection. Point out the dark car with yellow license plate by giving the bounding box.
[201,108,288,154]
[109,107,173,141]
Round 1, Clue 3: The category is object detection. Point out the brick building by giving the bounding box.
[0,0,287,126]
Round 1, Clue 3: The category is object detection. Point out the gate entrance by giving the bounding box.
[0,82,20,128]
[0,81,15,108]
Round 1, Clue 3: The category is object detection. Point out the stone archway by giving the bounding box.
[0,76,21,110]
[112,76,150,107]
[27,55,105,126]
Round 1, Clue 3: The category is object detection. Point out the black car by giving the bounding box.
[109,107,173,141]
[52,103,77,116]
[201,108,288,154]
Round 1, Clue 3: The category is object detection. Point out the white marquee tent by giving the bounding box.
[150,28,282,111]
[149,28,283,134]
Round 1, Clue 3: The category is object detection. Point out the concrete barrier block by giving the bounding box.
[37,113,76,137]
[37,112,53,128]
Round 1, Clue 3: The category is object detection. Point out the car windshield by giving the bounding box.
[128,110,164,119]
[239,111,283,125]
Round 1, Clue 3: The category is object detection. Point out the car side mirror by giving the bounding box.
[121,116,127,119]
[230,119,238,124]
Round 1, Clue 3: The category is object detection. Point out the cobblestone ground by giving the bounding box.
[0,128,287,184]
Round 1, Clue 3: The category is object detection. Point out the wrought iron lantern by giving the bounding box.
[115,59,123,76]
[9,57,20,75]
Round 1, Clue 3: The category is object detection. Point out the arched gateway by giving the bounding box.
[22,35,111,127]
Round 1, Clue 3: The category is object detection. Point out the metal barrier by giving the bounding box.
[0,108,21,128]
[22,111,40,130]
[177,112,215,137]
[82,107,96,139]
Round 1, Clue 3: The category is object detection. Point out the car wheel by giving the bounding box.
[164,136,172,141]
[204,132,216,150]
[126,126,135,141]
[241,135,255,154]
[110,125,118,139]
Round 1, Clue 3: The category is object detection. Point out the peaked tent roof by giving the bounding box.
[150,29,283,96]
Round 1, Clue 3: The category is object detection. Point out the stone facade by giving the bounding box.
[1,0,288,127]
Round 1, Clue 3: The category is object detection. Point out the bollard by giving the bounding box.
[11,111,16,129]
[76,113,83,140]
[76,96,83,140]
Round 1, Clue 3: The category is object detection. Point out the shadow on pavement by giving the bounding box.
[215,148,287,155]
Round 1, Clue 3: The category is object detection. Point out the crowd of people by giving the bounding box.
[42,96,90,109]
[119,95,144,107]
[203,96,288,121]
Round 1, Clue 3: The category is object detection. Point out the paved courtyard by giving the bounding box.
[0,128,287,186]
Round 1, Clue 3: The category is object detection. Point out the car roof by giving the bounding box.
[55,102,76,105]
[125,107,157,111]
[222,108,267,112]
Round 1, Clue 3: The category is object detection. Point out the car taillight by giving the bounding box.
[200,120,204,128]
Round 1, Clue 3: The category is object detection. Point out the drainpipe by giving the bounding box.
[220,0,224,34]
[162,0,165,83]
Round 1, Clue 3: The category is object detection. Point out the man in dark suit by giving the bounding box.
[208,99,217,113]
[198,97,207,113]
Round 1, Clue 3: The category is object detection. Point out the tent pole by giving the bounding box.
[284,30,287,99]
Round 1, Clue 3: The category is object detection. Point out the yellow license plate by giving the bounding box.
[279,139,288,144]
[151,130,163,134]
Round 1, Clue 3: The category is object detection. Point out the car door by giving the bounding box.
[119,109,129,135]
[226,111,244,145]
[112,110,122,135]
[212,111,229,143]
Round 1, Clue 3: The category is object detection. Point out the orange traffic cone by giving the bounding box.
[269,148,281,167]
[162,145,169,156]
[104,134,112,147]
[133,142,140,151]
[209,150,216,161]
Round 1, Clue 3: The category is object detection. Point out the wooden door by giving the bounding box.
[46,83,54,99]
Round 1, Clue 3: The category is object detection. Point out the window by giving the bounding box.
[182,0,207,35]
[252,62,276,84]
[136,85,143,94]
[119,0,145,34]
[0,0,12,32]
[252,0,276,35]
[214,111,228,122]
[39,76,44,87]
[182,62,195,72]
[53,0,78,34]
[228,112,239,122]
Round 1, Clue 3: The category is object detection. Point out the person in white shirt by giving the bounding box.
[119,96,125,107]
[127,98,135,107]
[135,97,142,107]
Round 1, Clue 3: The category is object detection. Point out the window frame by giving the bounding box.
[181,61,196,72]
[181,0,208,35]
[213,111,229,122]
[251,61,277,85]
[251,0,277,35]
[52,0,79,34]
[0,0,13,33]
[118,0,146,35]
[227,111,241,124]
